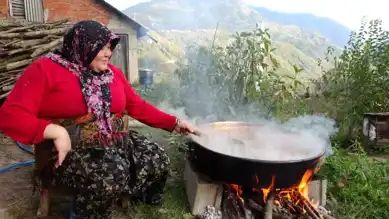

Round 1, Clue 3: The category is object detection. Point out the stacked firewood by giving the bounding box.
[0,18,72,100]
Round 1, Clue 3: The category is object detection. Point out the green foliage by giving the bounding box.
[317,18,389,140]
[319,147,389,219]
[210,24,281,105]
[133,18,389,219]
[158,28,338,78]
[307,18,389,218]
[174,24,307,119]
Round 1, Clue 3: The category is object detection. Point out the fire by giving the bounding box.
[259,175,275,203]
[228,169,319,212]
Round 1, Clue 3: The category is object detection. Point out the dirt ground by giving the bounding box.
[0,134,34,214]
[0,134,72,219]
[367,151,389,162]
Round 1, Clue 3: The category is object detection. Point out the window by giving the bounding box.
[9,0,44,22]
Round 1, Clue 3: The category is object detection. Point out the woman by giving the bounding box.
[0,20,198,218]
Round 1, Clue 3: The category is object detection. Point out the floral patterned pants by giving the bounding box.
[50,130,170,219]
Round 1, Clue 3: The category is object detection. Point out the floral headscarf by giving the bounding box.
[44,20,120,144]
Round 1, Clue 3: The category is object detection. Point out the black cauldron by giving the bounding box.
[187,121,325,189]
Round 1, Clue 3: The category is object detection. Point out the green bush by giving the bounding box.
[320,147,389,219]
[316,18,389,141]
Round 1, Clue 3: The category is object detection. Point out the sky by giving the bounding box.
[106,0,389,30]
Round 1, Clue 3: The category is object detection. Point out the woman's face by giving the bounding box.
[89,43,112,72]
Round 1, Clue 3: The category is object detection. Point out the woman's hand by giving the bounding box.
[174,119,200,136]
[43,124,72,168]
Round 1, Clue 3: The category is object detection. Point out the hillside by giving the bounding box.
[126,0,343,78]
[251,7,351,47]
[124,0,259,30]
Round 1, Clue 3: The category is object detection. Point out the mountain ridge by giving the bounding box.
[250,6,351,47]
[124,0,344,78]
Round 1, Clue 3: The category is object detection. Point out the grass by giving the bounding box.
[114,126,194,219]
[319,147,389,219]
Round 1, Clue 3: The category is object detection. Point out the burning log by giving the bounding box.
[263,190,275,219]
[247,199,291,219]
[214,171,336,219]
[322,213,336,219]
[221,186,246,219]
[0,18,72,100]
[193,174,336,219]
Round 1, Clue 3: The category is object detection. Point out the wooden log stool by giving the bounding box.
[33,140,74,218]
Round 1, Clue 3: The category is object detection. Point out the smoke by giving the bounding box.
[155,99,337,162]
[147,45,338,162]
[283,115,338,157]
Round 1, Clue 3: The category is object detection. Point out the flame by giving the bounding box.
[228,169,319,214]
[261,175,275,202]
[230,184,244,202]
[298,169,313,197]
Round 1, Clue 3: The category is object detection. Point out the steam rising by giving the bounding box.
[156,100,337,162]
[142,46,338,162]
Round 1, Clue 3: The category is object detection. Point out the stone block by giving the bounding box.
[308,177,327,206]
[184,160,223,216]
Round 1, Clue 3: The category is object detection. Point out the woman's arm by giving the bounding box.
[0,59,53,145]
[113,66,177,132]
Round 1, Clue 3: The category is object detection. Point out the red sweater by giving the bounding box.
[0,58,177,145]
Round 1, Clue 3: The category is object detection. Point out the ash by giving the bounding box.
[197,205,222,219]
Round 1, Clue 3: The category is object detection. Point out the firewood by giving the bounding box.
[246,199,292,219]
[220,187,336,219]
[0,69,21,76]
[0,59,32,72]
[264,190,276,219]
[7,38,51,49]
[322,212,336,219]
[45,19,69,27]
[6,45,39,56]
[280,197,303,214]
[4,39,21,47]
[0,77,16,87]
[0,18,71,100]
[246,199,264,212]
[0,27,68,39]
[31,38,62,58]
[303,201,321,219]
[2,53,31,65]
[294,192,323,219]
[3,24,39,33]
[2,85,13,92]
[0,91,10,99]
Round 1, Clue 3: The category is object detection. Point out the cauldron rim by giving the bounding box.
[189,121,326,164]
